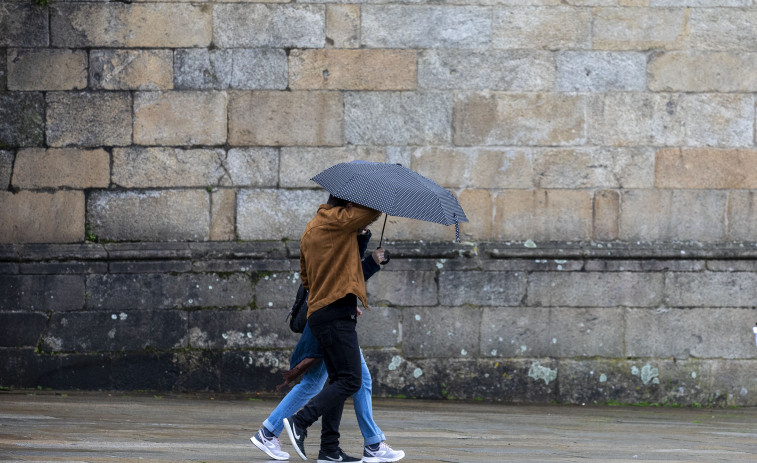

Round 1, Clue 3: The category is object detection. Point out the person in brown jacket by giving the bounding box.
[283,195,382,463]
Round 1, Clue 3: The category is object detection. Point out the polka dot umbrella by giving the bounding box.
[311,160,469,244]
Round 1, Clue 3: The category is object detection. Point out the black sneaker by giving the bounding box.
[282,416,307,460]
[317,448,361,463]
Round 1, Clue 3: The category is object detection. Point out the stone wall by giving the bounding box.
[3,1,757,404]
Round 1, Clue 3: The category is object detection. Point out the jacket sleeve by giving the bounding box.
[362,255,381,282]
[299,252,309,291]
[343,204,382,232]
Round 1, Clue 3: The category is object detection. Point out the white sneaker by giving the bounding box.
[251,428,290,461]
[362,441,405,463]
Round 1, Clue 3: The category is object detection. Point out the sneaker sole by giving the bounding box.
[362,451,406,463]
[283,417,308,461]
[250,436,289,461]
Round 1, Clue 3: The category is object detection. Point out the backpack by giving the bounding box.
[288,284,308,333]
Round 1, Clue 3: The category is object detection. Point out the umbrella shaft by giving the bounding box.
[379,214,388,248]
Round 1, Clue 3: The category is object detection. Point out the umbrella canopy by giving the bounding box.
[311,161,468,242]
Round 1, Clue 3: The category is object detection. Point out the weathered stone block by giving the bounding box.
[357,306,402,348]
[225,148,279,187]
[237,189,324,240]
[87,190,210,242]
[345,92,451,145]
[454,93,586,146]
[626,307,756,359]
[533,147,654,189]
[326,4,360,48]
[210,189,235,241]
[493,190,592,241]
[0,48,5,90]
[681,94,754,147]
[7,49,86,91]
[619,189,728,241]
[188,309,298,350]
[593,7,688,50]
[46,92,132,147]
[593,190,620,241]
[0,3,48,47]
[402,307,481,358]
[33,352,114,391]
[213,4,325,48]
[107,261,192,274]
[174,49,287,90]
[0,92,45,148]
[134,91,227,146]
[527,272,664,307]
[290,49,416,90]
[556,52,646,91]
[112,147,226,188]
[86,273,254,310]
[665,272,757,308]
[549,307,624,358]
[174,49,231,90]
[649,51,757,92]
[419,50,553,91]
[0,275,84,311]
[111,352,180,391]
[229,91,343,146]
[0,151,13,189]
[52,4,211,47]
[362,6,490,48]
[690,8,757,51]
[411,147,533,191]
[90,49,173,90]
[656,148,757,189]
[175,351,222,392]
[367,270,438,307]
[457,189,494,241]
[220,350,290,392]
[481,306,552,359]
[439,271,526,307]
[254,272,301,310]
[445,358,559,402]
[492,7,590,50]
[710,360,757,407]
[0,191,84,244]
[43,310,188,352]
[727,191,757,241]
[12,148,110,189]
[0,312,48,347]
[280,147,384,188]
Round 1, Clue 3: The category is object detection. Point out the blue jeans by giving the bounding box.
[262,349,386,447]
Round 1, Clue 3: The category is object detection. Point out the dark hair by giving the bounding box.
[327,194,350,207]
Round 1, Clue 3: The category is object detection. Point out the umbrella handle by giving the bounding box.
[378,214,388,248]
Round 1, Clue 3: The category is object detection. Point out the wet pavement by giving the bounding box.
[1,391,756,462]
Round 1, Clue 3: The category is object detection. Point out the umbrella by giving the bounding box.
[310,160,468,243]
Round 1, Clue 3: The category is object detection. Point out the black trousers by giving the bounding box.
[293,304,362,452]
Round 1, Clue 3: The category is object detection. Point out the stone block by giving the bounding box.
[420,50,553,91]
[0,3,48,47]
[220,350,291,392]
[649,51,757,92]
[357,306,402,348]
[229,91,343,146]
[237,189,324,241]
[0,151,13,189]
[656,148,757,189]
[533,147,654,189]
[680,94,754,147]
[593,190,620,241]
[457,189,494,241]
[665,272,757,308]
[90,49,173,91]
[0,92,45,148]
[34,353,114,391]
[556,52,646,91]
[480,307,551,358]
[12,148,110,189]
[225,148,279,187]
[409,147,533,189]
[111,352,180,391]
[492,7,590,50]
[134,91,227,146]
[493,190,592,241]
[439,271,526,307]
[174,49,287,90]
[174,49,231,90]
[618,189,728,241]
[51,4,211,47]
[210,189,235,241]
[326,4,360,48]
[454,93,586,146]
[710,360,757,407]
[87,190,210,242]
[43,310,188,353]
[107,261,192,274]
[0,191,84,244]
[280,147,385,188]
[727,191,757,241]
[361,6,491,48]
[7,49,86,91]
[188,309,298,350]
[46,92,131,147]
[0,275,84,311]
[402,306,481,358]
[345,92,452,145]
[0,312,48,347]
[0,48,5,90]
[549,307,624,358]
[86,273,254,310]
[592,7,688,50]
[446,358,559,402]
[626,307,756,359]
[690,8,757,51]
[112,147,226,188]
[175,351,222,392]
[290,49,416,90]
[213,4,325,48]
[254,271,301,310]
[527,272,664,307]
[18,262,107,276]
[367,270,438,307]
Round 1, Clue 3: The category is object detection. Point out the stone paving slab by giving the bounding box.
[1,392,756,462]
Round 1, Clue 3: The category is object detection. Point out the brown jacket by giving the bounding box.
[300,203,381,317]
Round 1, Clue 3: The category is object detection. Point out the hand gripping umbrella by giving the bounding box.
[311,160,469,244]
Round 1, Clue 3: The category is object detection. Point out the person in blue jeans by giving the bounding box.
[251,228,405,463]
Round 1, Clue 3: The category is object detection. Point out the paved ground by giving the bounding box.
[1,392,756,462]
